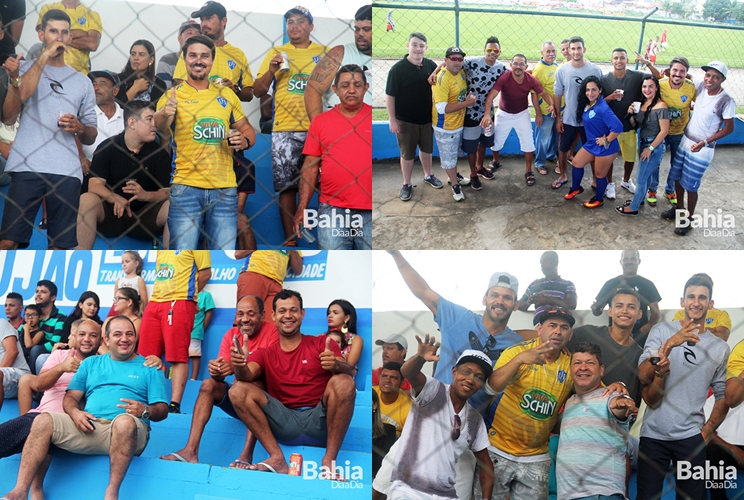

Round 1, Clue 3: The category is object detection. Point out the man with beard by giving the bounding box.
[28,280,67,375]
[160,295,279,468]
[305,5,372,120]
[387,336,494,500]
[228,290,354,477]
[4,292,23,330]
[155,35,255,250]
[636,274,730,500]
[372,333,411,393]
[2,316,169,500]
[532,41,560,176]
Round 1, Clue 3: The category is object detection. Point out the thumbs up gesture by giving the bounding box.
[164,87,178,117]
[464,91,477,107]
[59,349,81,373]
[319,335,337,371]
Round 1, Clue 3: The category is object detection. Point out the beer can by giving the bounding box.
[280,52,290,73]
[288,453,303,476]
[484,125,493,137]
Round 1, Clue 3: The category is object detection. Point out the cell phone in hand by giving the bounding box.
[233,334,241,353]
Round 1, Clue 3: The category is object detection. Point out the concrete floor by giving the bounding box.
[372,145,744,249]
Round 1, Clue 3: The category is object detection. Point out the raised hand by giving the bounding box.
[2,53,21,78]
[59,350,81,373]
[609,395,637,418]
[415,334,440,362]
[164,87,178,118]
[518,341,554,366]
[319,336,337,371]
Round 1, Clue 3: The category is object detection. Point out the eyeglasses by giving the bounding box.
[452,414,461,441]
[25,313,40,318]
[113,296,128,302]
[485,48,499,53]
[448,57,463,62]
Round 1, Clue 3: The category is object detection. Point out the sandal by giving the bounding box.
[554,166,561,175]
[551,179,568,190]
[537,165,548,175]
[615,205,639,216]
[525,171,536,186]
[488,160,502,173]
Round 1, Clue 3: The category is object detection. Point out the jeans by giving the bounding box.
[629,140,666,211]
[649,133,681,194]
[29,344,49,375]
[316,203,371,250]
[168,184,238,250]
[534,114,558,167]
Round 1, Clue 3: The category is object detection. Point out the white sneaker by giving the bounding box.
[605,182,616,199]
[452,185,465,202]
[620,179,636,194]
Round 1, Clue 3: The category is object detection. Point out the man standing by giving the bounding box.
[372,333,411,393]
[532,41,559,176]
[235,250,303,322]
[553,36,602,189]
[0,316,30,410]
[77,100,171,249]
[228,290,355,476]
[601,48,646,198]
[636,274,730,500]
[255,6,327,243]
[481,54,553,187]
[2,316,169,500]
[138,250,211,414]
[294,64,372,249]
[80,70,124,165]
[385,32,439,201]
[4,292,23,330]
[0,10,97,250]
[432,46,476,201]
[304,5,372,120]
[518,251,576,325]
[155,35,255,250]
[591,250,661,348]
[156,21,201,90]
[373,361,412,437]
[36,0,101,74]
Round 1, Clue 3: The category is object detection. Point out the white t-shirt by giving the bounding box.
[685,79,735,147]
[704,394,744,446]
[82,103,125,160]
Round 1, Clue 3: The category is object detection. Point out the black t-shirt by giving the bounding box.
[601,69,646,131]
[373,423,397,477]
[0,0,25,64]
[115,74,167,106]
[90,132,171,212]
[568,324,644,406]
[594,274,662,344]
[385,56,438,124]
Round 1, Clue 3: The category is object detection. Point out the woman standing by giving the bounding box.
[116,40,166,105]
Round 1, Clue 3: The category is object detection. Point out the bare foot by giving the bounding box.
[321,458,347,481]
[160,451,197,463]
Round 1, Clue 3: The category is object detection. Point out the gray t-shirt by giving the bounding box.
[6,60,96,181]
[639,320,729,441]
[636,107,671,139]
[601,69,646,131]
[0,319,30,372]
[156,51,179,90]
[463,56,506,123]
[554,61,602,127]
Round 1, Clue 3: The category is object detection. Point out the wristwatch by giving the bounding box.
[648,145,655,152]
[10,75,21,88]
[141,406,150,420]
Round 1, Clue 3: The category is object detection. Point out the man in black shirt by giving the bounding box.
[75,100,171,248]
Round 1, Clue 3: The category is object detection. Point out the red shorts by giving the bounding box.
[236,271,282,322]
[138,300,196,363]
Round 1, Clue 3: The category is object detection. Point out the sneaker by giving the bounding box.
[674,226,693,236]
[620,179,636,194]
[664,192,677,205]
[470,176,482,190]
[605,182,616,199]
[447,172,470,186]
[399,184,412,201]
[583,196,604,209]
[476,168,495,180]
[168,402,181,414]
[646,190,657,206]
[564,186,584,200]
[424,175,443,189]
[38,218,48,230]
[452,185,465,202]
[661,208,678,221]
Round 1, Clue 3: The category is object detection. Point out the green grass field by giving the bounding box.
[373,6,744,68]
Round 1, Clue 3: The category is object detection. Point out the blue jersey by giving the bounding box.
[581,97,623,156]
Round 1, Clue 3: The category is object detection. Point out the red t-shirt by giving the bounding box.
[218,322,279,361]
[250,334,342,409]
[372,366,411,391]
[493,71,544,114]
[302,104,372,210]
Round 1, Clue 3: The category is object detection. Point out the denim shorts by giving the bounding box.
[167,183,238,249]
[316,203,371,250]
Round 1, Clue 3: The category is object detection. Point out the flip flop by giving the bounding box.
[537,166,548,175]
[251,462,278,473]
[554,166,561,174]
[229,460,253,470]
[161,452,188,463]
[551,180,568,190]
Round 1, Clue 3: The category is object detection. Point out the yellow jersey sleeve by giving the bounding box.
[727,340,744,380]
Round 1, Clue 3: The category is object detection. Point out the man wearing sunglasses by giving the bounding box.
[387,335,494,500]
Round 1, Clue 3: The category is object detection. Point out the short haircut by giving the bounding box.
[37,280,58,299]
[572,341,603,367]
[6,292,22,303]
[612,47,627,55]
[181,34,216,59]
[71,317,86,331]
[354,5,371,21]
[334,64,366,87]
[409,32,427,43]
[485,36,500,47]
[569,36,585,47]
[542,40,556,50]
[273,289,303,311]
[670,56,690,70]
[40,9,71,31]
[512,54,527,63]
[105,315,136,338]
[560,38,570,45]
[123,100,154,124]
[381,361,403,378]
[610,287,641,305]
[24,304,42,316]
[684,274,713,299]
[238,294,265,315]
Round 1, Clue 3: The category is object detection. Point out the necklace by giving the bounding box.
[699,87,724,108]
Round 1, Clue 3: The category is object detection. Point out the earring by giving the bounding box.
[341,322,349,334]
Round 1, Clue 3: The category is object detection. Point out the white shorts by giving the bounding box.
[492,109,535,153]
[188,338,202,357]
[433,127,464,170]
[388,481,458,500]
[0,366,27,398]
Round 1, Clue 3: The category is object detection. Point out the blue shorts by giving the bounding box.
[668,135,714,192]
[167,183,238,250]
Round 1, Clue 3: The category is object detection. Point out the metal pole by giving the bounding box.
[636,7,659,70]
[454,0,460,47]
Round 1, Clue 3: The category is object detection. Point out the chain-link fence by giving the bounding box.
[0,0,371,250]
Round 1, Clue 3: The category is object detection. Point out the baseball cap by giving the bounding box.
[702,61,728,78]
[445,46,466,58]
[456,349,493,378]
[191,1,227,19]
[178,20,201,35]
[374,333,408,350]
[88,70,120,86]
[487,272,518,298]
[285,6,314,24]
[537,307,575,327]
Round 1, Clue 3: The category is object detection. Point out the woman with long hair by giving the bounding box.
[563,75,624,209]
[324,299,363,377]
[617,75,669,216]
[101,287,142,354]
[116,39,165,105]
[60,291,102,344]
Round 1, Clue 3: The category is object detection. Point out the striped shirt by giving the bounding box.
[521,276,576,322]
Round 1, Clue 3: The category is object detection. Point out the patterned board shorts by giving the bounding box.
[271,131,307,192]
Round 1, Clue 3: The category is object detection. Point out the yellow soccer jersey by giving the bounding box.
[673,308,732,331]
[37,2,102,74]
[373,386,412,436]
[156,82,246,188]
[728,340,744,380]
[431,68,468,131]
[660,78,697,136]
[173,43,254,95]
[532,60,560,115]
[151,251,211,303]
[257,42,328,132]
[488,339,573,456]
[240,250,303,284]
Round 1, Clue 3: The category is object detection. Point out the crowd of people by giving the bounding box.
[0,1,372,250]
[0,249,363,499]
[384,33,735,236]
[373,250,742,500]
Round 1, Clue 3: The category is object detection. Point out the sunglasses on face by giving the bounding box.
[448,57,463,62]
[485,48,499,53]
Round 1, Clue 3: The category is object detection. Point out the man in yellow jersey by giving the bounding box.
[255,6,328,244]
[138,250,212,414]
[36,0,101,74]
[671,273,731,341]
[155,35,256,250]
[531,41,559,176]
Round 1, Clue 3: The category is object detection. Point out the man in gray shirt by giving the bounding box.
[155,21,202,90]
[636,273,729,500]
[0,9,97,249]
[553,36,602,189]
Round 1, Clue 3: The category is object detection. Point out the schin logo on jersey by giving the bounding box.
[155,264,175,281]
[520,389,557,420]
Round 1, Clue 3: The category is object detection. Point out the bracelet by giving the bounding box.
[654,370,669,378]
[703,139,709,147]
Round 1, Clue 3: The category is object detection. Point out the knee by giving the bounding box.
[228,381,259,405]
[112,415,138,437]
[31,412,53,432]
[199,377,223,399]
[327,374,356,399]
